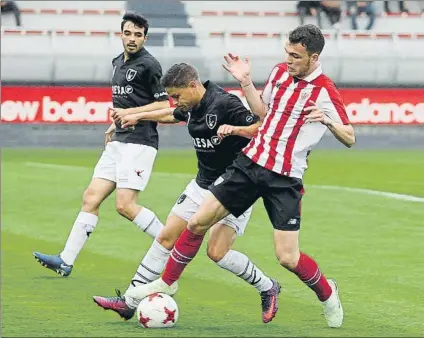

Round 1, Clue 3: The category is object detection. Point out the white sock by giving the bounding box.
[133,208,164,238]
[60,211,98,266]
[217,250,273,293]
[124,239,170,307]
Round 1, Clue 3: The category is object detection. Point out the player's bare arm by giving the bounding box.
[304,100,355,148]
[121,107,178,128]
[111,100,170,122]
[222,53,267,120]
[217,121,261,140]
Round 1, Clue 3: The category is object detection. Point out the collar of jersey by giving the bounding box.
[192,80,214,112]
[301,63,323,83]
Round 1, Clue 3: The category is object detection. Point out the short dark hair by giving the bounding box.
[289,24,325,55]
[121,11,149,35]
[161,63,200,88]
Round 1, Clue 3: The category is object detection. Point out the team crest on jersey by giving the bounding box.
[126,69,137,82]
[300,90,312,102]
[206,114,217,129]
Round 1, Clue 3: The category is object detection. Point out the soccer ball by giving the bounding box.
[136,293,179,328]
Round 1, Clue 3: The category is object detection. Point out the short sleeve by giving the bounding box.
[226,95,259,126]
[147,61,169,102]
[261,66,280,105]
[318,82,350,125]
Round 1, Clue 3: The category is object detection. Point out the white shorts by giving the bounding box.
[93,141,157,191]
[171,179,252,236]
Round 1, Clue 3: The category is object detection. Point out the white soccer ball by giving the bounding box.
[136,293,179,328]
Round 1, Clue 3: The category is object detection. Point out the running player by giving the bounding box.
[125,25,355,328]
[92,62,281,324]
[33,12,170,276]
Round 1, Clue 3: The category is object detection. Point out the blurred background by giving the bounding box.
[1,0,423,148]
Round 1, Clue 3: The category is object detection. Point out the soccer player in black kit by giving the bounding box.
[93,63,281,324]
[33,12,170,277]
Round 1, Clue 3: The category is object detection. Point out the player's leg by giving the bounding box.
[92,213,188,320]
[115,143,164,238]
[124,188,200,295]
[207,221,280,323]
[34,143,118,276]
[60,178,116,263]
[125,214,186,291]
[262,172,343,328]
[273,230,342,327]
[125,155,261,301]
[125,192,229,301]
[92,186,201,319]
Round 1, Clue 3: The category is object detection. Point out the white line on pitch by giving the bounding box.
[24,162,424,203]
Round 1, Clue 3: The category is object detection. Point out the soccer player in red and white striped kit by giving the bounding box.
[126,24,355,327]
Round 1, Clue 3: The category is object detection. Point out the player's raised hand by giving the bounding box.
[217,124,236,140]
[121,114,139,129]
[222,53,252,85]
[303,100,331,126]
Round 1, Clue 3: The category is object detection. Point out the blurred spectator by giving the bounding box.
[347,1,376,30]
[1,0,21,26]
[420,1,424,13]
[383,1,409,13]
[297,1,322,27]
[320,1,342,28]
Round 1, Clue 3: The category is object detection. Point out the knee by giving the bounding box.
[187,214,208,235]
[207,242,228,263]
[156,231,176,251]
[115,201,131,218]
[115,196,135,218]
[82,187,101,213]
[276,252,300,271]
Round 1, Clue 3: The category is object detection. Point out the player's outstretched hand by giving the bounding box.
[222,53,252,85]
[217,124,236,139]
[303,100,331,126]
[121,114,139,129]
[111,108,129,123]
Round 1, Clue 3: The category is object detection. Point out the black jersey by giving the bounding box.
[173,81,259,189]
[111,48,168,149]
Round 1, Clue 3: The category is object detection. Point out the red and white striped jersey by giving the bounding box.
[243,63,350,179]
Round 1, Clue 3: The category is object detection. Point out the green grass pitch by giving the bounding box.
[2,148,423,337]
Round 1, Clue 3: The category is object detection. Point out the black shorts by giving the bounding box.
[209,153,304,231]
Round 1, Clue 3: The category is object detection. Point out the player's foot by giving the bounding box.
[260,278,281,323]
[92,289,135,321]
[33,252,73,277]
[124,278,178,306]
[322,279,343,328]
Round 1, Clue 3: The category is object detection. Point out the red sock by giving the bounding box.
[292,252,332,302]
[162,228,205,286]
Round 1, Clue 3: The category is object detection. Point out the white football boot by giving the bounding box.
[125,278,179,309]
[321,279,343,328]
